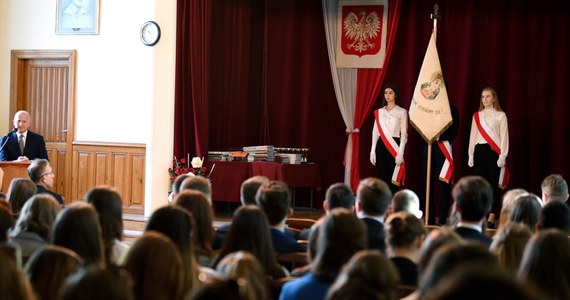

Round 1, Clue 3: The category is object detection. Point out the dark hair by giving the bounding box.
[51,202,104,266]
[356,177,391,216]
[325,183,355,210]
[382,83,400,107]
[84,186,124,265]
[7,178,37,215]
[171,173,192,196]
[190,278,246,300]
[240,176,269,206]
[452,176,493,221]
[538,201,570,232]
[174,190,215,258]
[0,202,15,242]
[510,194,542,231]
[27,159,50,183]
[255,181,291,225]
[180,176,212,201]
[12,194,60,241]
[385,211,427,248]
[60,265,134,300]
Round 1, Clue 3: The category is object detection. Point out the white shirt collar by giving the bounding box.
[456,221,483,233]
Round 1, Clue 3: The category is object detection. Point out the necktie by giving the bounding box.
[19,134,25,155]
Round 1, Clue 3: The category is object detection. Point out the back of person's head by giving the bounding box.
[174,190,215,256]
[422,264,542,300]
[391,189,423,219]
[419,242,499,298]
[327,249,399,300]
[27,159,50,184]
[51,202,104,266]
[123,231,184,300]
[12,194,60,240]
[518,229,570,300]
[324,183,355,212]
[356,177,391,216]
[60,265,134,300]
[171,173,194,196]
[240,176,269,206]
[25,245,82,300]
[215,251,268,300]
[510,193,542,232]
[7,177,37,215]
[190,277,249,300]
[489,221,531,274]
[0,246,35,300]
[255,181,291,226]
[541,174,569,203]
[313,208,367,282]
[214,205,283,279]
[499,188,528,228]
[537,200,570,233]
[418,227,463,276]
[0,200,15,242]
[385,211,427,249]
[180,176,212,202]
[84,186,124,265]
[452,176,493,222]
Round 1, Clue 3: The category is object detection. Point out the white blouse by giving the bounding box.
[468,108,509,160]
[371,105,408,156]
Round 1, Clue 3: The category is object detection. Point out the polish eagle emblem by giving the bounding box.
[342,9,381,56]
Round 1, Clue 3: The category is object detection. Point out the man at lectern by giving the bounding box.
[0,110,48,162]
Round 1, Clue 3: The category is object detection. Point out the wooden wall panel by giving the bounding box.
[71,142,145,214]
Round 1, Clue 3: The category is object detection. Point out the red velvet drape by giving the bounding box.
[175,0,570,206]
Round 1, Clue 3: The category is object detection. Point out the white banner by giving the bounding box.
[336,0,388,68]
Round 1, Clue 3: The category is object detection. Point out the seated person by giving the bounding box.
[355,177,392,253]
[452,176,493,246]
[27,159,64,206]
[256,181,307,254]
[391,189,423,219]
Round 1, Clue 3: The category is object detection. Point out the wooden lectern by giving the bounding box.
[0,161,31,195]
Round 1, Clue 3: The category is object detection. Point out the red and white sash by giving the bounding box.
[436,140,453,183]
[375,109,405,186]
[474,112,510,189]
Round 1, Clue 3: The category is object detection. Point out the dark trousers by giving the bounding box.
[375,137,400,195]
[423,144,452,225]
[473,144,502,215]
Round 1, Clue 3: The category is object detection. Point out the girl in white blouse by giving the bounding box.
[370,84,408,195]
[468,87,509,227]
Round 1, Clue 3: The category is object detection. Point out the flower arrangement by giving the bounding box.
[168,156,212,192]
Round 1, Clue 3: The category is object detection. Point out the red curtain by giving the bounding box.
[175,0,570,205]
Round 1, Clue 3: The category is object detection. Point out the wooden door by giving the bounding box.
[10,50,75,204]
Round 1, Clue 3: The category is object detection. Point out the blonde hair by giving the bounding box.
[478,87,503,111]
[216,251,268,300]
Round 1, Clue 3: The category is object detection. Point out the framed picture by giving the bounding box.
[56,0,100,35]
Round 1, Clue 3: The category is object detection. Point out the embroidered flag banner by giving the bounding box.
[409,32,452,143]
[336,0,388,68]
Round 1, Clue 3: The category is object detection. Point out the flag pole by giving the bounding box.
[425,4,441,226]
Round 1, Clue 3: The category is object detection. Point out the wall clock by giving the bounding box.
[140,21,161,46]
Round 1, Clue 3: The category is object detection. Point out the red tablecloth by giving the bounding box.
[206,161,322,202]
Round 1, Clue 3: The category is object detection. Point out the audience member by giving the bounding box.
[85,186,129,265]
[25,245,82,300]
[9,194,61,262]
[536,200,570,233]
[145,206,204,296]
[27,159,64,206]
[123,231,185,300]
[452,176,493,246]
[190,277,249,300]
[215,251,268,300]
[60,265,135,300]
[489,221,531,274]
[355,177,392,252]
[509,193,542,232]
[384,211,427,286]
[326,250,399,300]
[212,205,287,279]
[518,229,570,300]
[391,189,423,219]
[175,190,223,265]
[497,188,527,230]
[0,200,15,242]
[540,174,569,204]
[279,208,367,300]
[256,181,307,254]
[0,245,36,299]
[180,176,212,203]
[168,173,193,203]
[51,202,104,266]
[6,177,37,216]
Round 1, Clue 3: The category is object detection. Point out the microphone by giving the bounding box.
[0,128,17,154]
[3,128,17,137]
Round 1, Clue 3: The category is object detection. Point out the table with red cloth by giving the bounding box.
[206,161,322,207]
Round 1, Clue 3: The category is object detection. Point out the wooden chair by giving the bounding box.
[286,218,316,231]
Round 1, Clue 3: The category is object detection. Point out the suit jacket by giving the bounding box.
[361,217,386,253]
[455,226,492,247]
[36,185,64,206]
[0,130,48,161]
[271,228,307,254]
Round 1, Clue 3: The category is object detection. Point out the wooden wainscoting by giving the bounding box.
[71,142,145,214]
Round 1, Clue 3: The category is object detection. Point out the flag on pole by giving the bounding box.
[409,32,452,143]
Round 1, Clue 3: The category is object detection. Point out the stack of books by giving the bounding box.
[275,153,302,164]
[243,145,275,161]
[208,151,230,161]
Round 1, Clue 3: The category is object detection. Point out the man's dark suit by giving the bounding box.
[0,130,48,161]
[361,217,386,253]
[455,226,492,247]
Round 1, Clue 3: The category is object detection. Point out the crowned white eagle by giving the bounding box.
[343,10,381,53]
